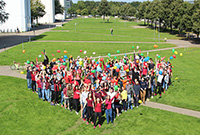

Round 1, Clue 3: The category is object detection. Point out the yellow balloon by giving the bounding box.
[138,100,142,104]
[126,69,129,72]
[174,51,178,55]
[79,61,83,65]
[114,66,117,69]
[20,71,24,74]
[180,53,183,56]
[43,66,46,69]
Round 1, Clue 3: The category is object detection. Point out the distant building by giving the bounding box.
[37,0,55,24]
[0,0,31,32]
[59,0,72,19]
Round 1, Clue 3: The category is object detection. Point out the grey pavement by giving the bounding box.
[0,19,72,50]
[0,66,25,79]
[143,101,200,118]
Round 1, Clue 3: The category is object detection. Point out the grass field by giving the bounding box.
[33,18,180,42]
[0,42,175,65]
[0,76,199,135]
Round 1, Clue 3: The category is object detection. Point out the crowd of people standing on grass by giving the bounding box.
[26,51,173,129]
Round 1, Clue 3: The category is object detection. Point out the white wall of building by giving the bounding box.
[38,0,55,24]
[0,0,31,32]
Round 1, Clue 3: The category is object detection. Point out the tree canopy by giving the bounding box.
[0,0,9,23]
[31,0,46,23]
[55,0,64,15]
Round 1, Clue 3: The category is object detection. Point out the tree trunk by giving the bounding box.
[197,32,199,39]
[170,22,173,33]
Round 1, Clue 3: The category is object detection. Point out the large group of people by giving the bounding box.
[25,51,173,128]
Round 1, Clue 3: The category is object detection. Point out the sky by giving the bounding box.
[72,0,149,3]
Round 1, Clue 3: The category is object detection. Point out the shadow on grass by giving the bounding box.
[31,35,47,41]
[100,22,113,24]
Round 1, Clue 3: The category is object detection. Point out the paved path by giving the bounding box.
[0,64,200,119]
[0,66,25,79]
[143,102,200,118]
[0,19,72,50]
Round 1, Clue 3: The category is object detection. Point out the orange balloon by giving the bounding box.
[136,60,139,63]
[154,45,158,48]
[87,58,90,61]
[64,50,67,54]
[70,60,72,63]
[22,50,25,53]
[52,58,56,62]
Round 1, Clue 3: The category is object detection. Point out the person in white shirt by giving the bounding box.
[157,71,164,98]
[107,88,116,119]
[80,87,89,120]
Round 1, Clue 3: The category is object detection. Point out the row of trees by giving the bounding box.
[67,0,141,18]
[136,0,200,38]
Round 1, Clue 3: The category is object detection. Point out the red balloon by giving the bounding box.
[111,79,115,83]
[173,55,176,59]
[54,65,58,69]
[80,50,82,52]
[124,65,129,70]
[100,58,104,61]
[57,50,60,53]
[116,68,120,72]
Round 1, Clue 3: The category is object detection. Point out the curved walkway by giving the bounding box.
[0,65,200,119]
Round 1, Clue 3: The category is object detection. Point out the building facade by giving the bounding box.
[37,0,55,24]
[0,0,31,32]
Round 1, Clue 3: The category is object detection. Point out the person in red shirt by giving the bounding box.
[54,80,60,105]
[105,94,116,124]
[63,85,68,109]
[114,89,121,117]
[83,93,94,125]
[31,71,36,93]
[73,85,80,115]
[93,97,105,129]
[36,75,42,99]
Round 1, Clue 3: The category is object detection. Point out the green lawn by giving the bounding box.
[114,47,200,111]
[0,76,199,135]
[0,42,175,65]
[33,17,179,42]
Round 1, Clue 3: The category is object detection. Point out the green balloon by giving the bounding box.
[114,85,118,91]
[31,64,33,67]
[27,60,30,64]
[158,56,161,58]
[172,49,175,53]
[114,56,117,59]
[117,50,120,53]
[124,59,126,63]
[63,62,66,65]
[108,53,111,57]
[141,53,144,56]
[92,70,96,73]
[94,59,96,62]
[132,46,134,49]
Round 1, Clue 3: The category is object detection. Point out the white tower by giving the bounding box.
[38,0,55,24]
[0,0,31,32]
